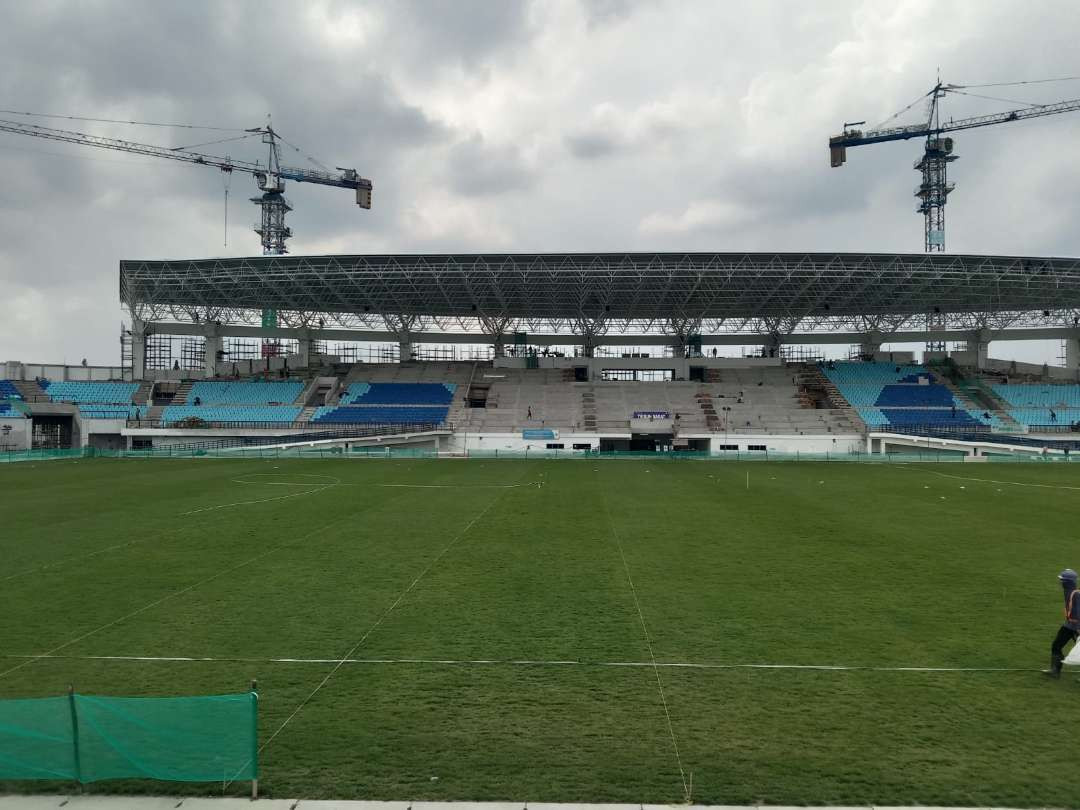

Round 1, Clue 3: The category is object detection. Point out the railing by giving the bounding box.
[880,423,992,436]
[152,422,447,452]
[128,418,313,430]
[882,425,1080,450]
[1023,423,1080,433]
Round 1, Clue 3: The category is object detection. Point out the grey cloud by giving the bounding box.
[579,0,648,29]
[446,135,536,196]
[565,131,624,159]
[384,0,534,73]
[2,1,1080,365]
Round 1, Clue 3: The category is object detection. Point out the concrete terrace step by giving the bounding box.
[133,380,153,406]
[172,381,194,405]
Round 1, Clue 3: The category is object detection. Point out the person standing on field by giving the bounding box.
[1049,568,1080,678]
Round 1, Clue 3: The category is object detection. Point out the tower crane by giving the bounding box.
[829,80,1080,252]
[0,116,372,255]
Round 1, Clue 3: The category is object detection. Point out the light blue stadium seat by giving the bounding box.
[187,380,303,405]
[162,405,301,424]
[988,384,1080,427]
[44,381,137,404]
[826,362,995,428]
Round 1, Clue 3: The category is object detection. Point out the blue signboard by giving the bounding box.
[522,429,556,440]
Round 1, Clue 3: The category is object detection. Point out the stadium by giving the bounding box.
[3,249,1080,805]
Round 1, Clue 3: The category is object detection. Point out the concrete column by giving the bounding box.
[131,320,148,381]
[762,331,782,359]
[1064,336,1080,371]
[203,326,222,379]
[673,341,686,359]
[972,328,991,370]
[858,329,883,359]
[297,331,312,369]
[398,338,414,363]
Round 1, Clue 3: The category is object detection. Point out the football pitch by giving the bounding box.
[1,456,1079,806]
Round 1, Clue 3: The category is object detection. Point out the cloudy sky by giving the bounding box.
[1,0,1079,365]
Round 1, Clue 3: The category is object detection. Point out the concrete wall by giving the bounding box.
[493,355,783,379]
[5,361,131,382]
[448,431,864,455]
[81,418,127,448]
[868,431,1068,458]
[0,418,31,451]
[983,356,1080,381]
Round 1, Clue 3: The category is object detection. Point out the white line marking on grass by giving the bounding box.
[0,510,360,681]
[254,468,530,765]
[377,483,534,489]
[2,653,1035,674]
[181,476,340,515]
[599,489,690,802]
[7,475,342,581]
[232,473,342,487]
[2,538,143,583]
[896,465,1080,491]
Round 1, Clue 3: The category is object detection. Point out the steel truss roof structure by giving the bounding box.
[120,252,1080,337]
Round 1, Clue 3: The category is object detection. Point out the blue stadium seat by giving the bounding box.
[989,384,1080,427]
[824,362,994,427]
[0,380,21,400]
[875,384,955,407]
[44,381,138,404]
[311,405,449,424]
[162,405,301,424]
[187,380,303,405]
[340,382,456,405]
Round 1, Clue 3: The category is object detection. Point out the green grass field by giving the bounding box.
[1,456,1079,805]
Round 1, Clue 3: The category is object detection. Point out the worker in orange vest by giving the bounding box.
[1049,568,1080,678]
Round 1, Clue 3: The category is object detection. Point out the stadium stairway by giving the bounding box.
[581,387,598,431]
[801,364,867,432]
[298,406,317,423]
[932,372,1019,431]
[12,380,45,401]
[458,367,853,435]
[173,381,193,405]
[694,390,720,430]
[133,380,153,406]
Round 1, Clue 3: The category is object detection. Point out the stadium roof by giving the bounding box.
[121,252,1080,331]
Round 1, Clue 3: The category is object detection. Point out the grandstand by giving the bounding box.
[3,250,1080,456]
[989,382,1080,429]
[821,361,999,430]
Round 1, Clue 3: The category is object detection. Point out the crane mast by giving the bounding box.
[829,81,1080,252]
[0,116,373,255]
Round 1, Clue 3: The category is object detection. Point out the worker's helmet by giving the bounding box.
[1059,568,1078,586]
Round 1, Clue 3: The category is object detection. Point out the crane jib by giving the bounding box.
[0,115,373,253]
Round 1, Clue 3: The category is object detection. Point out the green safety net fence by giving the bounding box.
[0,692,257,785]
